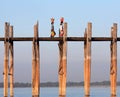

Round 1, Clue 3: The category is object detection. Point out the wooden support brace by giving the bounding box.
[84,23,92,96]
[58,23,67,96]
[110,23,117,96]
[32,22,40,97]
[4,22,9,97]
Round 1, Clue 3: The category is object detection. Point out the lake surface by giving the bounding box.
[0,87,120,97]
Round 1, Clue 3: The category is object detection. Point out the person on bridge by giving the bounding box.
[50,18,56,37]
[59,17,64,37]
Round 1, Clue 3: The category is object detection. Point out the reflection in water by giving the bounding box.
[83,95,117,97]
[111,95,116,97]
[84,96,90,97]
[58,95,117,97]
[58,95,66,97]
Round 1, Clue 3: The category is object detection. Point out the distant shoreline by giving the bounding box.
[0,81,120,88]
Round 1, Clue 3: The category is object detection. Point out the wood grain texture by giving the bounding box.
[110,23,117,96]
[9,26,14,97]
[32,22,40,97]
[4,22,9,97]
[84,23,92,96]
[58,23,67,96]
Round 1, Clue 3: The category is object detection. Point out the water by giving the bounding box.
[0,87,120,97]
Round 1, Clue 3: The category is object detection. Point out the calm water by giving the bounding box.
[0,87,120,97]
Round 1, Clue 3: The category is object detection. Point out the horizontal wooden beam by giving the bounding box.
[0,37,120,42]
[0,37,63,41]
[92,37,112,41]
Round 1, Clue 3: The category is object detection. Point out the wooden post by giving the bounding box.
[84,23,92,96]
[32,22,40,97]
[110,23,117,96]
[84,28,87,95]
[9,26,14,97]
[4,22,9,97]
[58,23,67,97]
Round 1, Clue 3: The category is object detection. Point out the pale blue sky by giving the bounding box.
[0,0,120,82]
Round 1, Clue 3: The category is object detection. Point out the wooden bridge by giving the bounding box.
[0,22,118,97]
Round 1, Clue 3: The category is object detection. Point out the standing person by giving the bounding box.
[50,18,56,37]
[59,17,64,37]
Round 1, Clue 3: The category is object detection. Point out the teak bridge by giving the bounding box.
[0,22,118,97]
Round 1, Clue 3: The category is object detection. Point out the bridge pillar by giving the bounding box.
[110,23,117,96]
[58,23,67,97]
[32,22,40,97]
[84,23,92,96]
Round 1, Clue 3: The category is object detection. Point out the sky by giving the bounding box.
[0,0,120,83]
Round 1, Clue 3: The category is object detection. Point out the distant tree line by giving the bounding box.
[0,81,120,88]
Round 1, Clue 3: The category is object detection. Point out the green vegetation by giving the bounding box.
[0,81,120,88]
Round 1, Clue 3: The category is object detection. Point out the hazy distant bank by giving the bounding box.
[0,81,120,88]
